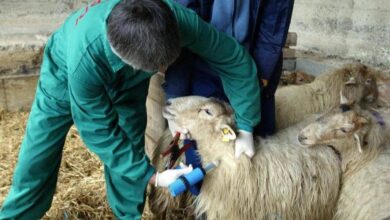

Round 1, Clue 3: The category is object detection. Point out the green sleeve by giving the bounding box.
[175,6,261,132]
[68,55,155,184]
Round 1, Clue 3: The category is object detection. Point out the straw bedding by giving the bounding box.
[0,111,160,219]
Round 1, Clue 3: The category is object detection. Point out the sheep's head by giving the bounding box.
[298,107,369,152]
[341,63,378,105]
[298,107,368,146]
[298,92,374,154]
[298,93,389,174]
[163,96,236,145]
[342,63,368,85]
[163,96,237,163]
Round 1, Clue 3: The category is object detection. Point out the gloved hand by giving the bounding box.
[235,129,255,159]
[155,164,193,188]
[167,119,191,140]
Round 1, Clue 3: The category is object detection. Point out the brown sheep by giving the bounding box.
[279,70,315,86]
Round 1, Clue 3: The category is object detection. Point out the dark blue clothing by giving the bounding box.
[164,0,294,136]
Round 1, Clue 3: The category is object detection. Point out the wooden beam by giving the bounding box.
[283,48,296,59]
[285,32,297,47]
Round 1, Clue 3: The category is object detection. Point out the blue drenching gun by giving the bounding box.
[183,139,203,196]
[161,136,220,197]
[168,160,219,197]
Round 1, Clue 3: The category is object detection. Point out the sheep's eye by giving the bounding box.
[201,108,213,116]
[340,128,348,133]
[340,104,351,112]
[365,79,372,85]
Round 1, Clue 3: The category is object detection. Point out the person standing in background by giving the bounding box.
[165,0,295,139]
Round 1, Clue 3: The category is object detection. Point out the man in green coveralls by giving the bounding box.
[0,0,261,219]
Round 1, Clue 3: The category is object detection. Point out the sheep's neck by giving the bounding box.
[196,137,235,165]
[314,72,344,104]
[369,109,390,129]
[340,144,377,177]
[334,129,383,177]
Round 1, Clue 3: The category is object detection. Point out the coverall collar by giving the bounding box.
[102,0,127,73]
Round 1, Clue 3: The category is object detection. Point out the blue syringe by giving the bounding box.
[168,160,220,197]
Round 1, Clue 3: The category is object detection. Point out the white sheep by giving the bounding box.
[275,63,380,130]
[162,96,342,220]
[147,130,196,220]
[298,102,390,220]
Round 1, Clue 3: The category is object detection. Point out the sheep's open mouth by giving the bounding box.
[162,107,176,120]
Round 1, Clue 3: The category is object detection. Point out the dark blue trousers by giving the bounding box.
[164,0,294,136]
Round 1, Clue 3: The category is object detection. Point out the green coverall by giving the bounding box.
[0,0,260,219]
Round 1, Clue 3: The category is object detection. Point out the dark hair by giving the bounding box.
[107,0,181,72]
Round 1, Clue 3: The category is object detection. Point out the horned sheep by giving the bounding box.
[160,96,342,220]
[298,103,390,220]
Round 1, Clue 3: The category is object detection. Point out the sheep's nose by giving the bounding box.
[298,134,307,143]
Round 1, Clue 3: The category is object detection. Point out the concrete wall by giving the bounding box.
[290,0,390,67]
[0,0,87,48]
[1,0,389,67]
[0,1,88,76]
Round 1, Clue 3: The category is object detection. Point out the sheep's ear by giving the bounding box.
[340,91,349,105]
[220,124,237,142]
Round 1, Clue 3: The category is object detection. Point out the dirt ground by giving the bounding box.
[0,111,157,219]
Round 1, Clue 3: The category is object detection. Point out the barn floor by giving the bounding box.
[0,111,161,219]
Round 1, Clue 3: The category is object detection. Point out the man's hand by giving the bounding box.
[154,164,193,188]
[234,130,255,159]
